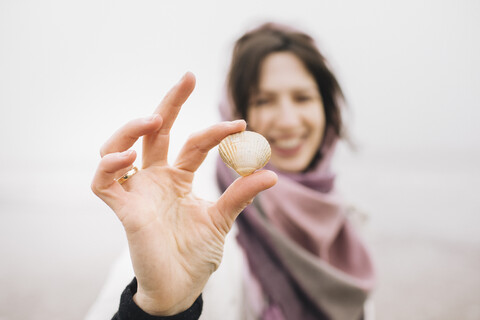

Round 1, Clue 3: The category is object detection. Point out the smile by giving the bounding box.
[271,137,304,157]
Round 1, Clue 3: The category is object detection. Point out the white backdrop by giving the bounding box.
[1,0,479,171]
[0,1,479,319]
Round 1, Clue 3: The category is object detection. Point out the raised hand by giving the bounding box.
[91,72,277,315]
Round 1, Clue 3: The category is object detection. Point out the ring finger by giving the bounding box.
[100,115,163,157]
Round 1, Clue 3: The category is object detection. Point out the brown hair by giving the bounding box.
[227,22,345,138]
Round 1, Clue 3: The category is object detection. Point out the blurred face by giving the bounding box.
[247,52,325,173]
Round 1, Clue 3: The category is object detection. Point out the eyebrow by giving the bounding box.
[256,86,319,95]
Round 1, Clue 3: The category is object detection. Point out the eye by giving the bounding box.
[253,97,272,107]
[295,95,312,103]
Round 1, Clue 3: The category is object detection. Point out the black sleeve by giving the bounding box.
[112,278,203,320]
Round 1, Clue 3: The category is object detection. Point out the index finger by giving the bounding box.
[142,72,196,167]
[174,120,246,173]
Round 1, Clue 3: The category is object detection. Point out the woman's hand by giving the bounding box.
[91,72,277,316]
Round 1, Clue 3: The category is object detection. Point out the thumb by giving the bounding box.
[212,170,277,233]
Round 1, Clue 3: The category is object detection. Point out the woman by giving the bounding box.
[215,23,375,320]
[89,23,375,320]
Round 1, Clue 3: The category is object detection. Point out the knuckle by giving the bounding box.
[186,132,208,153]
[99,144,108,157]
[90,181,100,195]
[187,131,201,142]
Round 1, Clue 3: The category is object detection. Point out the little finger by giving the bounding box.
[91,150,137,209]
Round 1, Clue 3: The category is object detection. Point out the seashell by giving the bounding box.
[219,131,271,176]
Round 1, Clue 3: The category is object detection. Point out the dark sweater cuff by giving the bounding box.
[112,278,203,320]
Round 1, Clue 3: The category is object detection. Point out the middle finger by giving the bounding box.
[142,72,196,167]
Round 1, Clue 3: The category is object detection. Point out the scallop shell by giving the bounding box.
[219,131,271,176]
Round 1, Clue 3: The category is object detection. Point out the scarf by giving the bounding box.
[215,95,375,320]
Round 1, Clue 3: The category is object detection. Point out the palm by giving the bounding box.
[91,73,277,315]
[121,166,223,296]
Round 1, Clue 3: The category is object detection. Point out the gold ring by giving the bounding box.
[116,166,138,185]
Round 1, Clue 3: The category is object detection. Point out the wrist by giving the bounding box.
[133,286,200,316]
[133,293,192,316]
[118,278,203,319]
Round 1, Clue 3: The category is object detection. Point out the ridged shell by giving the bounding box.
[218,131,271,176]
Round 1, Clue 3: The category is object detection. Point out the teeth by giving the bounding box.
[274,138,301,149]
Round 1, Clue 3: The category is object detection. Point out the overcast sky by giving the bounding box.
[0,0,479,177]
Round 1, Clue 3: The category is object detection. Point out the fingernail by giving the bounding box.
[177,72,189,84]
[232,119,246,125]
[145,114,159,122]
[121,150,134,157]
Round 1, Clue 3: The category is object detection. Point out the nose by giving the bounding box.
[275,97,300,128]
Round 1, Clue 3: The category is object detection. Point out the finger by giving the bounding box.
[174,120,246,173]
[100,115,163,157]
[91,150,137,210]
[142,72,196,167]
[153,72,196,134]
[212,170,277,233]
